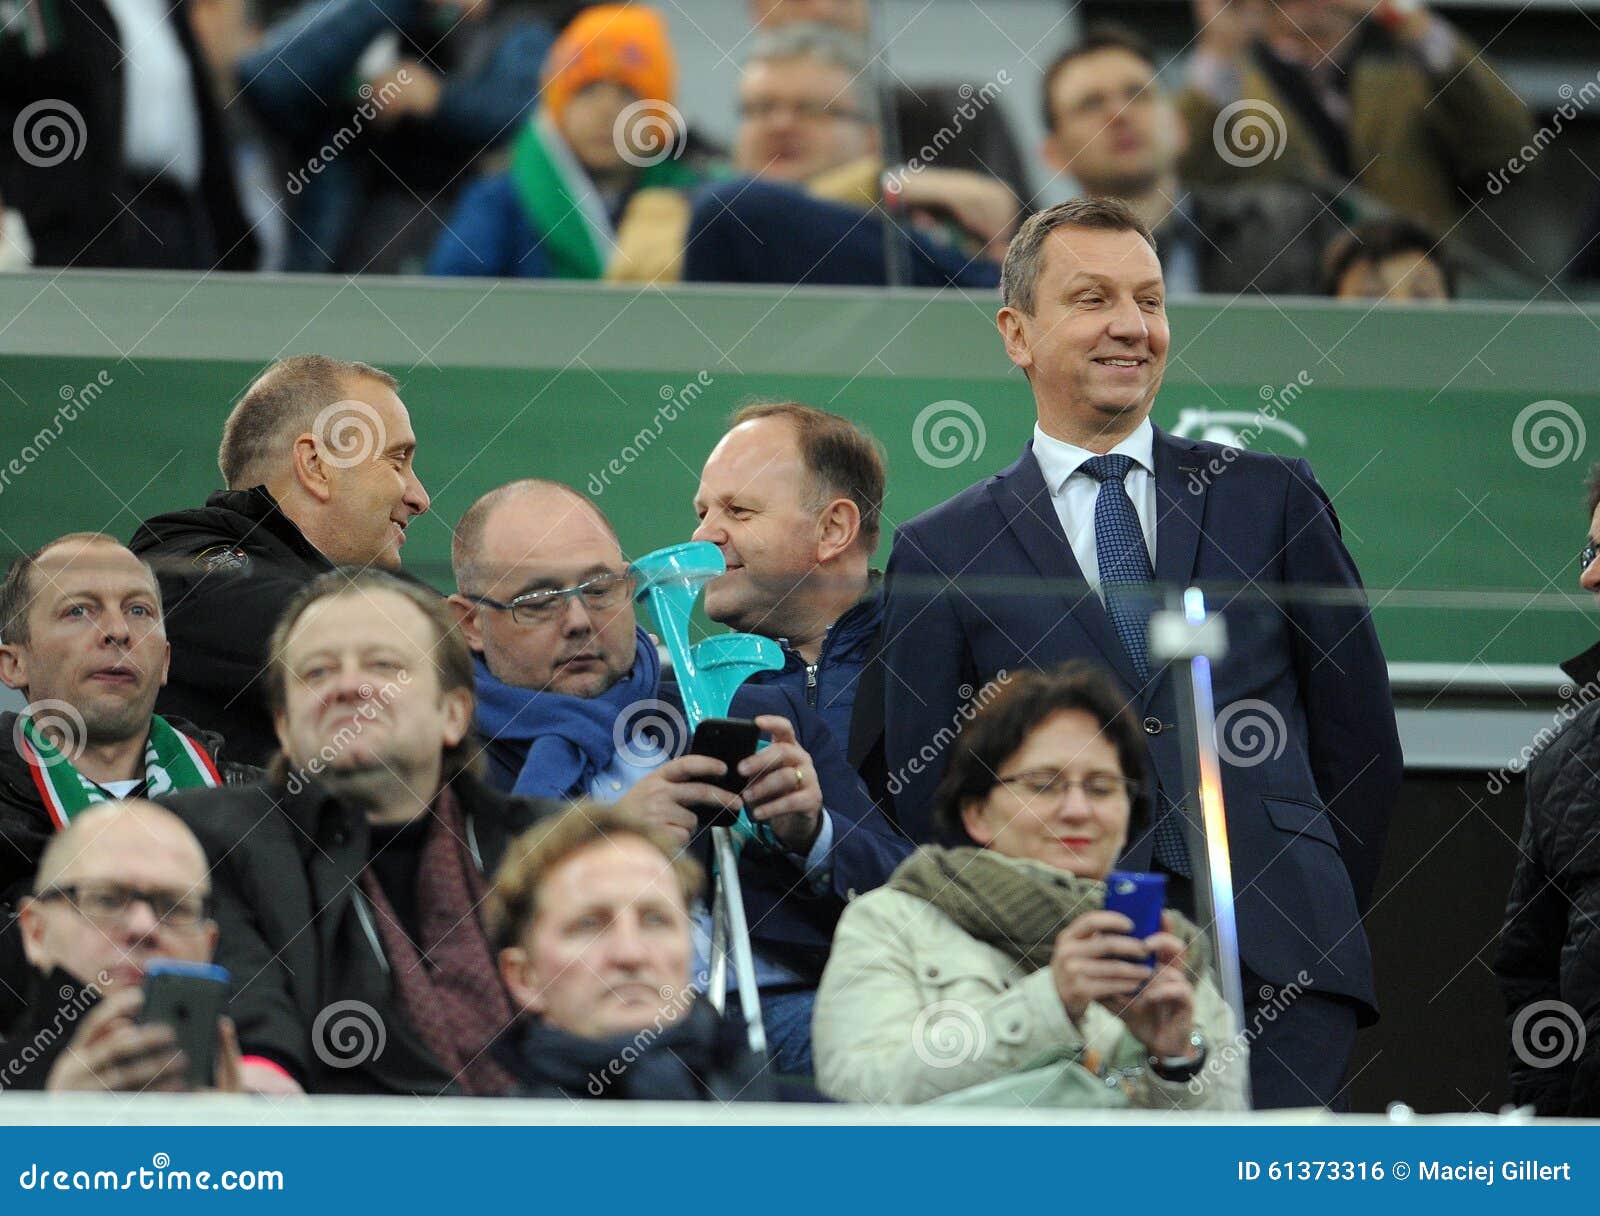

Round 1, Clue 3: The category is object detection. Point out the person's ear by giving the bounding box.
[0,641,28,692]
[272,708,292,759]
[1160,96,1189,162]
[960,796,997,847]
[997,306,1033,372]
[290,433,334,504]
[446,594,486,654]
[17,898,51,972]
[1041,133,1066,173]
[439,685,474,749]
[499,945,543,1016]
[815,498,861,564]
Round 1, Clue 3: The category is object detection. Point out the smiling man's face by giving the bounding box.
[0,539,169,749]
[998,224,1169,447]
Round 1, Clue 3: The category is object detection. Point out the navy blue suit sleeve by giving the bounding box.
[1280,459,1403,911]
[881,521,973,842]
[744,686,911,898]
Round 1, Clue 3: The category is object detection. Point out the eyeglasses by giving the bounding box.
[462,570,634,626]
[994,769,1136,806]
[738,98,870,125]
[35,882,211,932]
[1582,541,1598,575]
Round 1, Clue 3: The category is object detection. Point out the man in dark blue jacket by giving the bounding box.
[693,404,890,813]
[449,479,910,1074]
[882,199,1402,1110]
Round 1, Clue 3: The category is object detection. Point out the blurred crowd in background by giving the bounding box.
[1,0,1592,300]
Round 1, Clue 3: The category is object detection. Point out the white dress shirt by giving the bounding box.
[102,0,203,190]
[1030,418,1158,597]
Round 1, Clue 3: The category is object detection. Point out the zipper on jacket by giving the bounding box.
[805,663,819,707]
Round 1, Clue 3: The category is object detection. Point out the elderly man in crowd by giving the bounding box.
[0,534,251,1031]
[487,803,791,1100]
[3,800,242,1093]
[693,404,890,807]
[449,479,909,1073]
[164,570,558,1096]
[131,355,430,764]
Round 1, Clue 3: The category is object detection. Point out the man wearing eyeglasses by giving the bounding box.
[683,23,1016,287]
[448,479,909,1074]
[4,800,243,1092]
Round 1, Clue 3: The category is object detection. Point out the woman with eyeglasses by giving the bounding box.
[812,662,1244,1108]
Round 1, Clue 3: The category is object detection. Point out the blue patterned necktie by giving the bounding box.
[1081,454,1153,681]
[1081,453,1192,877]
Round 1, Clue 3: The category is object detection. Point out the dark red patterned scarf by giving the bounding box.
[359,785,517,1096]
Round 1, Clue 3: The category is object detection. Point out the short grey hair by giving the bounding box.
[745,22,881,126]
[219,355,399,489]
[1000,198,1158,315]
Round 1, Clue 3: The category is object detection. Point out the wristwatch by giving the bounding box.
[1149,1031,1208,1082]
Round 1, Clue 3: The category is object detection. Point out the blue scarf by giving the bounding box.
[473,628,662,801]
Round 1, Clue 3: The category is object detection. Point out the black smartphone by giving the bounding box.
[138,960,230,1088]
[687,717,762,827]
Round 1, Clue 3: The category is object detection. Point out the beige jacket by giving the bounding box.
[812,878,1247,1109]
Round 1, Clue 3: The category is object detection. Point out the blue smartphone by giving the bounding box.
[1102,871,1166,964]
[139,960,231,1088]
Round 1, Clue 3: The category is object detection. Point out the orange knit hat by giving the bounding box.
[541,5,677,122]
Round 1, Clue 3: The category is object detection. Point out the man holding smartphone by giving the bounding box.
[449,479,910,1074]
[3,800,243,1093]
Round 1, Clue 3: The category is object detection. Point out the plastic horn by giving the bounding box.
[630,542,782,729]
[629,541,781,1056]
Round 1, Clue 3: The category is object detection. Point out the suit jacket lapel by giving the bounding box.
[1153,427,1207,590]
[988,444,1141,690]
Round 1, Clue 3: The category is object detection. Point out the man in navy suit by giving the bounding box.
[881,199,1402,1109]
[450,479,910,1075]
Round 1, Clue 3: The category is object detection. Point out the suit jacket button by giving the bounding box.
[331,828,349,846]
[1143,717,1163,736]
